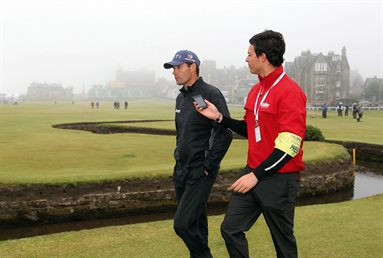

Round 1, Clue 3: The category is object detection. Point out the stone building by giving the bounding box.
[25,82,73,101]
[285,47,350,106]
[200,60,253,103]
[363,76,383,103]
[109,68,156,99]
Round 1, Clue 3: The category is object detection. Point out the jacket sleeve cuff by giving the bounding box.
[253,167,268,181]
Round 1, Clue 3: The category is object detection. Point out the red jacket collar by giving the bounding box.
[258,66,284,90]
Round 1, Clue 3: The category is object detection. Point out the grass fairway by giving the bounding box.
[0,101,244,184]
[0,194,382,257]
[0,101,381,257]
[0,101,353,184]
[306,109,383,144]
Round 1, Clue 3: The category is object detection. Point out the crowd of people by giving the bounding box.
[113,101,129,109]
[89,101,129,110]
[322,102,364,122]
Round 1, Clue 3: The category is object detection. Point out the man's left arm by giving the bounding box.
[252,132,302,179]
[230,133,302,193]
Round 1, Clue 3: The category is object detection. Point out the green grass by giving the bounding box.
[0,101,241,184]
[0,101,353,185]
[0,101,370,184]
[306,110,383,144]
[0,101,381,257]
[0,194,381,258]
[113,108,383,145]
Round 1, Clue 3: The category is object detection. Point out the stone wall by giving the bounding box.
[0,161,355,227]
[0,189,177,227]
[326,140,383,163]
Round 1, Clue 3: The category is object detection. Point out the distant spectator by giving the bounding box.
[91,102,95,109]
[344,105,349,116]
[352,103,358,118]
[96,102,99,109]
[124,101,128,110]
[322,103,328,118]
[337,102,343,116]
[356,105,364,122]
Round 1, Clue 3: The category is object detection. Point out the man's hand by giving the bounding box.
[230,172,258,193]
[194,99,220,121]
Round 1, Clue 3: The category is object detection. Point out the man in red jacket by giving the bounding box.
[195,30,306,258]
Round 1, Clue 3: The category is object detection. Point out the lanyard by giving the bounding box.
[253,71,285,124]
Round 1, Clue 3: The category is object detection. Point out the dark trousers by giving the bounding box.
[221,169,300,258]
[173,168,216,258]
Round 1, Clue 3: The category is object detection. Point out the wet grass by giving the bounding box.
[0,194,381,258]
[306,110,383,145]
[0,100,381,257]
[0,100,353,184]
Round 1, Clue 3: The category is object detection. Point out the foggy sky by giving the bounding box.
[0,0,382,96]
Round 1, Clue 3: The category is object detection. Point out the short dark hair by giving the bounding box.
[186,63,200,76]
[249,30,285,67]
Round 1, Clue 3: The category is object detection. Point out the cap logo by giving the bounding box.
[164,50,200,69]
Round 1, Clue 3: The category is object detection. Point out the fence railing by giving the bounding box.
[306,106,383,111]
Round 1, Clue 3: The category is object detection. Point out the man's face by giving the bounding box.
[172,63,194,86]
[245,44,262,75]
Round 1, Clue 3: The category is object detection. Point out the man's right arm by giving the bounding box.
[219,116,248,138]
[194,98,247,138]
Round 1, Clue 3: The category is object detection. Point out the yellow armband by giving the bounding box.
[274,132,302,157]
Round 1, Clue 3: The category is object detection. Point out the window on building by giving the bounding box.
[316,76,326,86]
[315,93,324,100]
[336,91,340,98]
[315,63,327,72]
[336,64,341,73]
[336,79,341,88]
[332,55,341,61]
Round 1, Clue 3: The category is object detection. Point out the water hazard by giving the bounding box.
[296,161,383,206]
[353,161,383,199]
[1,161,382,241]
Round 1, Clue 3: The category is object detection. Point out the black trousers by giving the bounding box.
[221,168,300,258]
[173,166,216,258]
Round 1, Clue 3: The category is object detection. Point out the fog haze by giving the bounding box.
[0,0,382,96]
